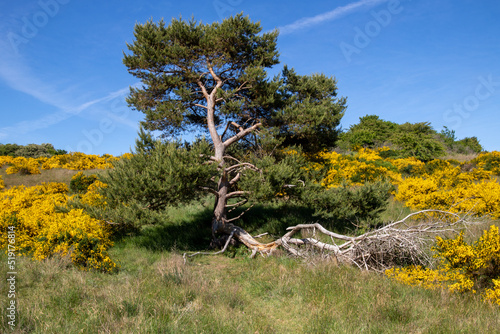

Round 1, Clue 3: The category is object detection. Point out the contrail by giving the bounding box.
[277,0,387,35]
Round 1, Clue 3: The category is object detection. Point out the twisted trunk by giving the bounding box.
[200,64,277,254]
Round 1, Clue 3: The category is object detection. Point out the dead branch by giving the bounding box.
[183,231,235,264]
[185,209,481,272]
[227,203,254,222]
[226,162,260,173]
[275,209,479,271]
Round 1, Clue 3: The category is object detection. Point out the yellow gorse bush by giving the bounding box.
[388,156,426,175]
[386,225,500,305]
[6,156,42,175]
[80,180,108,208]
[319,149,401,188]
[484,279,500,305]
[395,161,500,218]
[0,152,132,176]
[0,182,116,272]
[473,151,500,175]
[0,175,4,190]
[41,152,119,170]
[0,155,14,167]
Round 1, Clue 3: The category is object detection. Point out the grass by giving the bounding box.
[1,240,499,334]
[0,166,104,189]
[441,153,479,163]
[2,167,500,333]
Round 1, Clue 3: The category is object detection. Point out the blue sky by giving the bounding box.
[1,0,499,155]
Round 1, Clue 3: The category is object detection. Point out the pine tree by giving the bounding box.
[122,14,346,249]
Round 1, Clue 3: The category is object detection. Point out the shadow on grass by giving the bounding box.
[230,201,354,237]
[235,202,317,236]
[124,200,358,252]
[129,206,214,252]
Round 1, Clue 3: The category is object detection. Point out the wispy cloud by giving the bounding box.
[0,34,138,139]
[277,0,387,35]
[0,86,137,138]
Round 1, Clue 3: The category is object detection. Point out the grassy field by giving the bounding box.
[2,168,500,333]
[0,166,103,189]
[2,239,500,334]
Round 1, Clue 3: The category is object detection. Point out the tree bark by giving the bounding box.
[200,64,278,253]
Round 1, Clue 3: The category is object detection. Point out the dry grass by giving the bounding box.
[1,239,500,334]
[0,166,103,189]
[440,153,479,163]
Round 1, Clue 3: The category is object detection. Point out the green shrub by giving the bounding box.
[70,172,98,194]
[303,180,393,233]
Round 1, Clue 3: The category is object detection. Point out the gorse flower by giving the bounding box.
[319,149,401,188]
[395,161,500,219]
[0,182,116,272]
[473,151,500,175]
[1,152,131,176]
[6,156,41,175]
[386,225,500,305]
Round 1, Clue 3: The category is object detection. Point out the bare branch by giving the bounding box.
[194,103,208,109]
[227,191,250,199]
[226,204,254,223]
[183,231,234,263]
[223,122,262,147]
[225,198,248,208]
[220,122,232,141]
[226,162,260,173]
[223,155,242,163]
[230,121,244,133]
[199,186,218,196]
[229,172,241,186]
[271,210,479,271]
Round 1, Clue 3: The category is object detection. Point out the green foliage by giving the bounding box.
[302,181,393,232]
[338,115,398,149]
[337,115,478,161]
[0,143,67,158]
[239,148,309,203]
[123,14,345,155]
[274,66,347,153]
[440,126,483,154]
[0,143,21,156]
[455,136,483,154]
[69,172,97,194]
[96,136,217,228]
[123,13,279,136]
[391,122,445,162]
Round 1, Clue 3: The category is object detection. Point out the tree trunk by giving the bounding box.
[209,142,277,254]
[202,69,276,254]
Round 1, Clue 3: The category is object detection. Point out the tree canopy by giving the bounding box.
[123,14,346,151]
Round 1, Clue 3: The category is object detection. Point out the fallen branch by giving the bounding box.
[183,231,234,264]
[186,210,481,272]
[275,209,478,271]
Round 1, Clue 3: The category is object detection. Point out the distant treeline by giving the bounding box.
[0,143,67,158]
[338,115,483,161]
[1,115,484,161]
